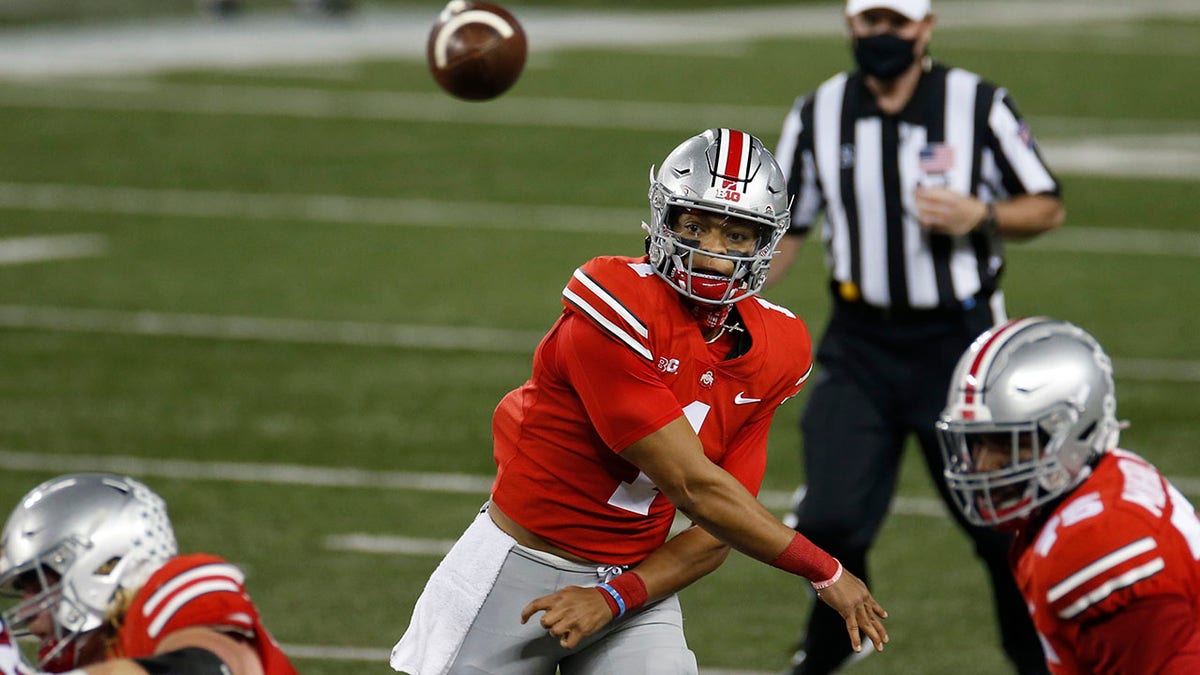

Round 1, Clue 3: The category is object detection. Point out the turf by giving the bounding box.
[0,4,1196,674]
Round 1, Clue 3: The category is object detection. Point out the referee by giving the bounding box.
[767,0,1064,673]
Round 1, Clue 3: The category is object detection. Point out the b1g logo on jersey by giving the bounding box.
[657,357,680,374]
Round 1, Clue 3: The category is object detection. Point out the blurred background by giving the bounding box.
[0,1,1197,673]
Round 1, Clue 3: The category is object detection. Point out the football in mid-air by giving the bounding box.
[426,1,527,101]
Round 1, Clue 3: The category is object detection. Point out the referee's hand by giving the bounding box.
[915,186,989,237]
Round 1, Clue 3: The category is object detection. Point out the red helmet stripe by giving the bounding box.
[964,318,1029,404]
[720,128,748,184]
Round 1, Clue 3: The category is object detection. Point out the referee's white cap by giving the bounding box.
[845,0,930,20]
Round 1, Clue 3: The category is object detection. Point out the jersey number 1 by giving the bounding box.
[607,401,710,516]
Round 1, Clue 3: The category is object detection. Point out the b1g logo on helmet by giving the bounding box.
[714,179,742,202]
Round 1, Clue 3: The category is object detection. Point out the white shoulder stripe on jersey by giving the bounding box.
[570,269,648,338]
[1046,536,1157,603]
[796,362,814,387]
[1057,558,1165,620]
[147,578,244,639]
[563,287,652,361]
[143,563,245,616]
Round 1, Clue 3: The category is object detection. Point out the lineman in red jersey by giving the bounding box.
[939,317,1200,674]
[0,473,298,675]
[392,129,887,675]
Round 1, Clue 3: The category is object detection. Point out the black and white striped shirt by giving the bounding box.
[776,63,1060,312]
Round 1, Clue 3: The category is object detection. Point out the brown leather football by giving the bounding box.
[426,1,527,101]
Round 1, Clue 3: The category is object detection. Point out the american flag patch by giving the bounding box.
[919,143,955,174]
[1017,121,1034,149]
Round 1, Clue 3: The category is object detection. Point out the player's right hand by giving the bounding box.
[815,570,889,654]
[520,585,615,650]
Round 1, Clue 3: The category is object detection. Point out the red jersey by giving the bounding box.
[491,255,813,565]
[118,554,298,675]
[1012,450,1200,674]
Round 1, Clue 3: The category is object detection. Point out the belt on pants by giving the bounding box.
[830,285,990,325]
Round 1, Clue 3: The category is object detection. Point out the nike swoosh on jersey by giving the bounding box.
[734,392,762,404]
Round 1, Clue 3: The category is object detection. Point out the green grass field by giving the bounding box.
[0,2,1197,673]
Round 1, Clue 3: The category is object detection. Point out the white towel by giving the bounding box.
[391,506,515,675]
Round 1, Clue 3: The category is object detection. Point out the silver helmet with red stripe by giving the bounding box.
[645,128,791,306]
[0,473,177,671]
[937,318,1122,528]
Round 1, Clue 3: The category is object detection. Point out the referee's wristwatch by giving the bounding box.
[975,201,998,233]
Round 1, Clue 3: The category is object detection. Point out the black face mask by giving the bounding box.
[852,33,918,80]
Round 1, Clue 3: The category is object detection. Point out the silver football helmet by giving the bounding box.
[938,318,1122,528]
[646,128,791,306]
[0,473,177,669]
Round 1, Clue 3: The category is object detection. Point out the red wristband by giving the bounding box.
[769,532,839,583]
[610,571,648,611]
[594,571,649,618]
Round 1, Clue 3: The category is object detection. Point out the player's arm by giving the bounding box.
[621,416,888,653]
[69,627,262,675]
[1074,594,1200,674]
[915,190,1063,238]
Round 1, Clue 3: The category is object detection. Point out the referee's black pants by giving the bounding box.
[789,298,1049,675]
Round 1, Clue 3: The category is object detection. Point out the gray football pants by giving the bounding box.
[448,545,698,674]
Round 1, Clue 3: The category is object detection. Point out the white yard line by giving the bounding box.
[0,449,1196,511]
[0,181,642,233]
[3,182,1200,256]
[0,304,545,353]
[1,305,1199,384]
[0,81,1196,179]
[280,641,766,674]
[0,1,1196,79]
[0,233,106,265]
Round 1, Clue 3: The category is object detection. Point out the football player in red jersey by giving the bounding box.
[939,318,1200,674]
[392,128,888,675]
[0,473,298,675]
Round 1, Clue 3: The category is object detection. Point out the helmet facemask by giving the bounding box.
[939,407,1082,529]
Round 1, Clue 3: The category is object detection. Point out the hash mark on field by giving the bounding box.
[0,233,106,265]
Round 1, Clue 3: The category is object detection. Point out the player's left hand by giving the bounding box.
[520,585,614,650]
[914,186,988,236]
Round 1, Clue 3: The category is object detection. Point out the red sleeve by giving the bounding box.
[121,556,259,658]
[553,312,682,452]
[1074,594,1200,674]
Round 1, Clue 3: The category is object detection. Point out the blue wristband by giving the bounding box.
[596,582,626,618]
